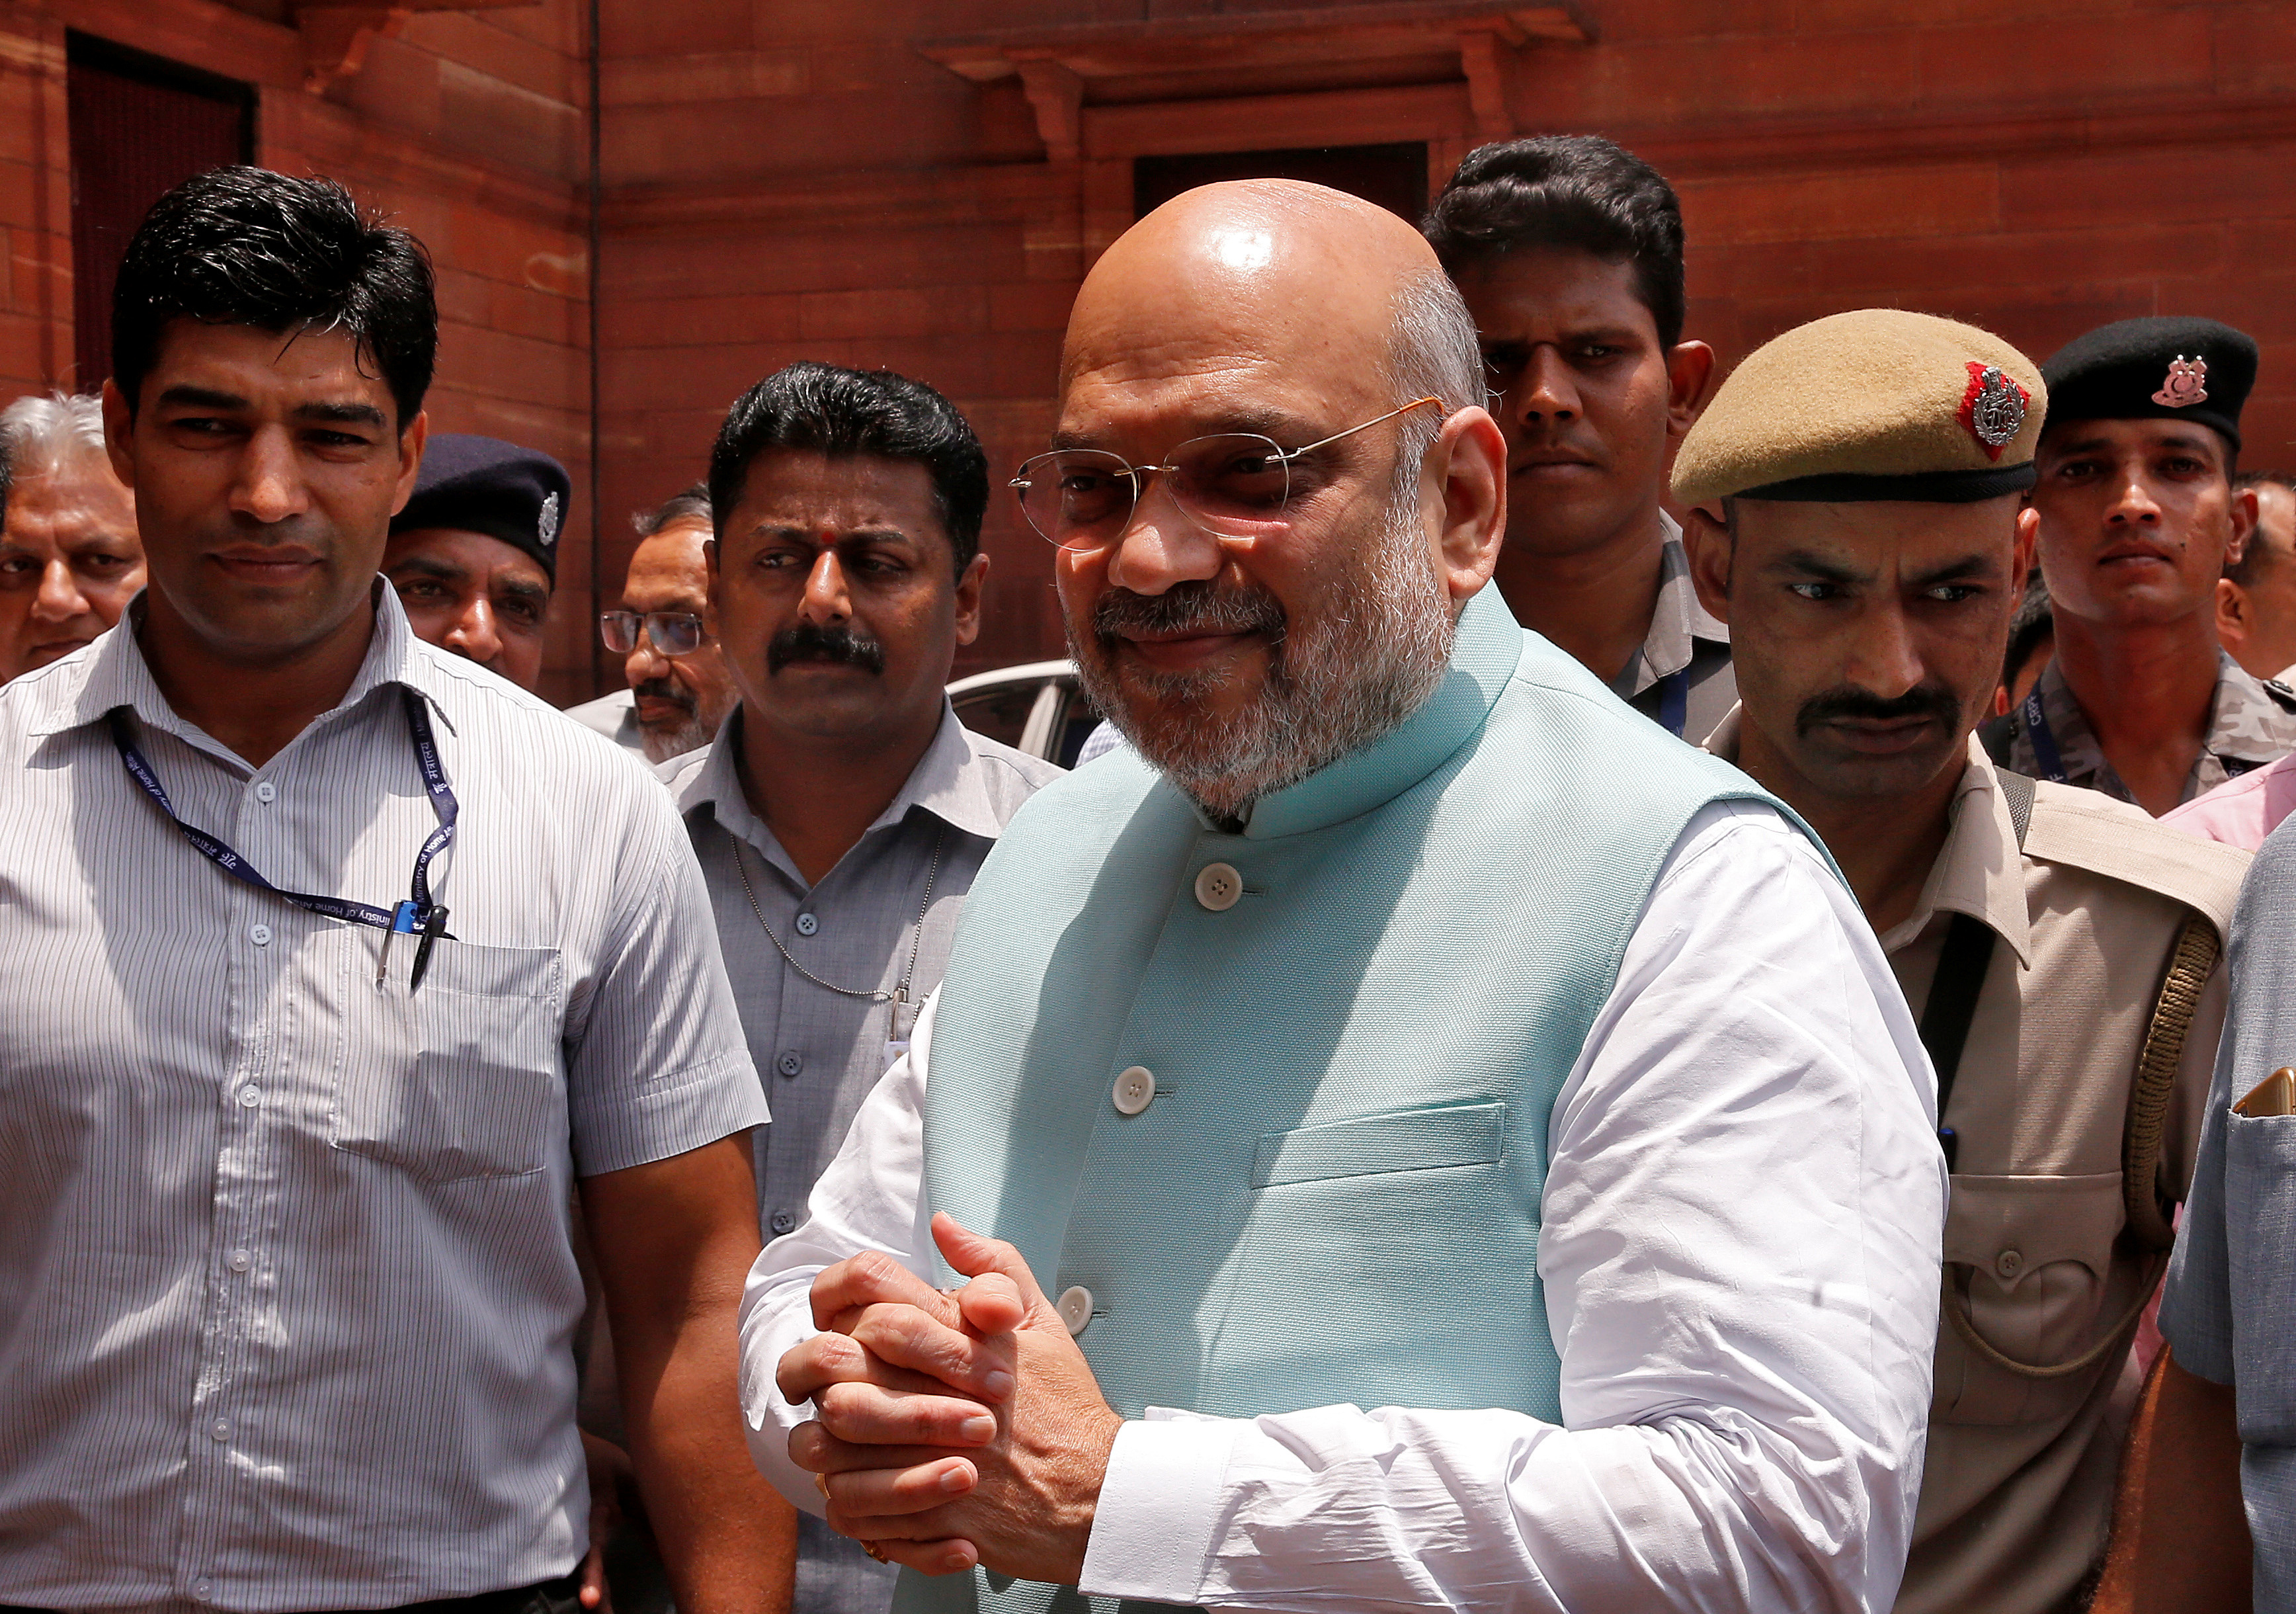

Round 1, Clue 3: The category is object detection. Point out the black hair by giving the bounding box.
[1423,136,1687,351]
[2227,470,2296,587]
[2001,569,2053,691]
[633,482,712,538]
[112,166,436,430]
[708,362,988,576]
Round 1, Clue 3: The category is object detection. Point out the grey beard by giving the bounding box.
[639,711,714,765]
[1071,493,1456,825]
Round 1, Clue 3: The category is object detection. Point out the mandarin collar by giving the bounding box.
[1238,584,1520,841]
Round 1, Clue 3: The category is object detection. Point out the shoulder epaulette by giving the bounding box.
[2020,780,2250,933]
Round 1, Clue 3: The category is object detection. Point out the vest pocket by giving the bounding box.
[1252,1101,1506,1188]
[333,929,564,1183]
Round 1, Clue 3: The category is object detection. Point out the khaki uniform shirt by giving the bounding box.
[1707,717,2250,1614]
[1984,650,2296,808]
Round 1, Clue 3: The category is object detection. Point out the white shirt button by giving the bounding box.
[249,924,272,947]
[1055,1285,1095,1336]
[795,912,819,937]
[229,1249,253,1272]
[254,781,276,804]
[210,1418,231,1442]
[1112,1066,1155,1116]
[1194,863,1243,911]
[192,1578,214,1601]
[237,1085,262,1108]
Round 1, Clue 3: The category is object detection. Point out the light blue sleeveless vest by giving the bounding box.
[901,588,1809,1614]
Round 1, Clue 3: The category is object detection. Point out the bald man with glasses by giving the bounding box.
[735,181,1943,1614]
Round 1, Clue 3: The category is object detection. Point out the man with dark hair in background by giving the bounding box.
[0,167,794,1614]
[660,361,1057,1614]
[569,485,738,763]
[1984,317,2296,814]
[2215,469,2296,684]
[1422,135,1727,739]
[383,433,569,693]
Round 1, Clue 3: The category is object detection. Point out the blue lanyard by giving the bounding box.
[2020,690,2069,784]
[1656,668,1690,738]
[108,687,459,988]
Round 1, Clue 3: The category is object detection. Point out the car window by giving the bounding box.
[952,683,1040,751]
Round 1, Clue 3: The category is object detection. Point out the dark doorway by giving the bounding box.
[1133,142,1429,224]
[67,33,254,392]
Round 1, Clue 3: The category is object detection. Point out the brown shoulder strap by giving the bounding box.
[2123,913,2221,1252]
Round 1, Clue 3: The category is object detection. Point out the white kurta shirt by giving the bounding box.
[739,799,1946,1613]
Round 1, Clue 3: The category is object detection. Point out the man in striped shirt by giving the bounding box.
[0,167,790,1614]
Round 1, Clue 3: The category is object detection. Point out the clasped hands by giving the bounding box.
[776,1212,1125,1584]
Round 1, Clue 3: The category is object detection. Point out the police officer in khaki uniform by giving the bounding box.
[1677,309,2253,1614]
[1981,316,2296,815]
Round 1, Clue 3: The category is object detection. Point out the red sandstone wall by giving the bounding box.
[598,0,2296,681]
[1,1,2287,695]
[0,0,597,702]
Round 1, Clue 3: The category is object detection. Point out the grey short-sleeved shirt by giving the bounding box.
[2162,818,2296,1605]
[0,591,767,1611]
[662,705,1057,1242]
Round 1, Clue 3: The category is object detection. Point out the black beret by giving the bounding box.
[390,433,571,583]
[2040,316,2257,454]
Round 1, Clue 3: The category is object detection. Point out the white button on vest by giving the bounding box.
[1055,1285,1094,1336]
[1194,863,1242,911]
[1112,1066,1155,1115]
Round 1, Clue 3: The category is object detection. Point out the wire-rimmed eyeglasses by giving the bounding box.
[1009,395,1444,552]
[599,610,705,658]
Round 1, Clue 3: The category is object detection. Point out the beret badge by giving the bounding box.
[538,491,561,548]
[2152,355,2209,409]
[1959,362,2030,462]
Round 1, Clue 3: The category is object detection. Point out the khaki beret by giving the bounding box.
[1672,308,2046,508]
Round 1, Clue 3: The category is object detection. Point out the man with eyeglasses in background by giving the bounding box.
[737,181,1942,1614]
[661,361,1057,1614]
[569,486,738,763]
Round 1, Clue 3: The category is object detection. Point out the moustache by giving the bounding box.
[768,620,885,675]
[1093,581,1286,644]
[1795,683,1962,736]
[632,677,693,712]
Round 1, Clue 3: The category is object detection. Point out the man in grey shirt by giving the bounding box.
[2154,821,2296,1605]
[659,361,1057,1614]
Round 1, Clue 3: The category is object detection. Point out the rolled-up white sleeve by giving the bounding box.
[737,994,940,1516]
[741,801,1946,1611]
[1081,800,1946,1613]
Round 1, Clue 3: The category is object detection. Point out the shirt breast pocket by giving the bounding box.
[2225,1109,2296,1441]
[1935,1172,2130,1425]
[333,929,565,1183]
